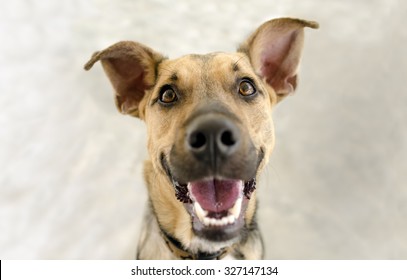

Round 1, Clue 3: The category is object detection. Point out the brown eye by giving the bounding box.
[239,80,256,96]
[159,87,178,104]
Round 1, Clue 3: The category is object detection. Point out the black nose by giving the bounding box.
[186,114,240,166]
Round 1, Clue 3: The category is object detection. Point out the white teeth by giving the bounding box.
[194,202,208,222]
[229,197,243,219]
[193,197,243,227]
[201,216,236,227]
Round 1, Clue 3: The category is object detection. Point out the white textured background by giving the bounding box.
[1,0,406,259]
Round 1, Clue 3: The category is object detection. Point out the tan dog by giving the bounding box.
[85,18,318,260]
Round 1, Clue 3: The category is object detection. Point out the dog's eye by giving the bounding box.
[159,87,178,104]
[238,80,256,96]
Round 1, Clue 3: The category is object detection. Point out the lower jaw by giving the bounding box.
[184,196,250,242]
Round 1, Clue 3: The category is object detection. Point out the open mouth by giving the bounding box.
[161,154,258,241]
[173,177,256,239]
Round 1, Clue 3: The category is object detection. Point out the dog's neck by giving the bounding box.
[160,227,230,260]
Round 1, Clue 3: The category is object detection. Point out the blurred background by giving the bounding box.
[1,0,406,259]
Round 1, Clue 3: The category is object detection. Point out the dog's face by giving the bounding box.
[145,53,275,244]
[85,18,318,253]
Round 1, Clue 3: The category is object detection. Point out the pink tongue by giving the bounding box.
[189,179,241,213]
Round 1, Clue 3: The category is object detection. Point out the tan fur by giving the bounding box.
[85,18,318,259]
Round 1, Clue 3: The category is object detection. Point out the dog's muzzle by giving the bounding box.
[162,109,262,242]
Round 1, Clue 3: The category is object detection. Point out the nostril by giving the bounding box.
[189,132,207,149]
[220,130,236,147]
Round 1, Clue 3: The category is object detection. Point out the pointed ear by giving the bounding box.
[84,41,165,117]
[239,18,318,102]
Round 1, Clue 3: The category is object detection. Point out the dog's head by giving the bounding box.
[85,18,318,254]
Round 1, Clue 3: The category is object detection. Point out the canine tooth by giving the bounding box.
[227,215,235,224]
[230,197,242,219]
[194,202,208,222]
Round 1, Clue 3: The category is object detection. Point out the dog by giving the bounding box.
[84,18,318,259]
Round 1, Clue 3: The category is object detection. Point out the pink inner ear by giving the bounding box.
[261,60,279,84]
[109,57,144,81]
[259,30,300,94]
[106,57,148,113]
